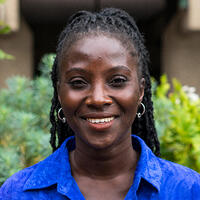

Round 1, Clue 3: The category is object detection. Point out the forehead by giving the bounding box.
[71,35,125,55]
[61,34,138,65]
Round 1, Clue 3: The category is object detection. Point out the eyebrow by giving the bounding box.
[65,68,91,75]
[64,65,132,76]
[106,65,132,73]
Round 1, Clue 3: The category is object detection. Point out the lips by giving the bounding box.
[86,117,114,124]
[86,118,114,131]
[80,113,117,131]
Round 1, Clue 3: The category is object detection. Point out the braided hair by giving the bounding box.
[50,8,160,156]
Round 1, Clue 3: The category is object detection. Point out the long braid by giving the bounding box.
[50,56,74,151]
[49,8,160,155]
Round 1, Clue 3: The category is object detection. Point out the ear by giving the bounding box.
[138,78,145,104]
[57,81,61,104]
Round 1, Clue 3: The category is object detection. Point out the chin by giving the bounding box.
[85,134,119,150]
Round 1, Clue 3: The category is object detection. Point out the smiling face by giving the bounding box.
[57,34,144,150]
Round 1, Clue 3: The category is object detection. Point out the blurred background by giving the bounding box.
[0,0,200,92]
[0,0,200,185]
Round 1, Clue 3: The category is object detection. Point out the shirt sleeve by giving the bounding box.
[0,168,32,200]
[191,177,200,199]
[0,179,14,200]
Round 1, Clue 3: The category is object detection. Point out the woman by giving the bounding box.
[0,8,200,200]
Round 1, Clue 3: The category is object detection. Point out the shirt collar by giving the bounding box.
[23,136,75,192]
[23,135,162,193]
[131,135,162,192]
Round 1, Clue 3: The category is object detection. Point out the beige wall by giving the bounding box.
[0,19,33,88]
[162,11,200,94]
[185,0,200,31]
[0,0,19,32]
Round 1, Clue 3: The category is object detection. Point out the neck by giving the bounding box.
[69,135,139,179]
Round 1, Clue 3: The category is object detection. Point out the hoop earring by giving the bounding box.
[136,103,145,118]
[58,108,66,123]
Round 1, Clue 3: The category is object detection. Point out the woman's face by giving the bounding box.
[57,34,144,149]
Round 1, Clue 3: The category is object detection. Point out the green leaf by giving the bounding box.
[38,53,55,77]
[0,21,11,34]
[153,75,200,172]
[0,25,10,34]
[0,0,6,4]
[156,75,170,99]
[0,49,14,60]
[0,54,54,186]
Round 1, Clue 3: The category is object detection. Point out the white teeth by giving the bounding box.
[87,117,114,124]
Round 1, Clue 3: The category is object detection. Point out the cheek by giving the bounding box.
[114,86,140,123]
[115,86,140,109]
[58,88,83,117]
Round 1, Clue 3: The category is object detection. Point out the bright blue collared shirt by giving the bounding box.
[0,135,200,200]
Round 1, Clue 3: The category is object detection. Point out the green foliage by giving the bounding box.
[153,75,200,172]
[0,0,6,4]
[0,0,13,60]
[0,22,14,59]
[0,54,55,185]
[0,54,199,186]
[0,49,14,60]
[179,0,188,9]
[0,23,11,35]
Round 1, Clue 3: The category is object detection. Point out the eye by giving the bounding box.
[109,76,127,88]
[68,77,87,89]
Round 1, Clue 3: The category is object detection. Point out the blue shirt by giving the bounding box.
[0,135,200,200]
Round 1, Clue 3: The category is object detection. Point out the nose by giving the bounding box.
[85,83,112,108]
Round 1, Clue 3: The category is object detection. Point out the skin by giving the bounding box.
[57,34,145,200]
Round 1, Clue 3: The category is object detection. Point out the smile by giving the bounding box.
[86,117,114,124]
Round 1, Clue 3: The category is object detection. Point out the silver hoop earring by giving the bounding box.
[137,103,145,118]
[58,108,66,123]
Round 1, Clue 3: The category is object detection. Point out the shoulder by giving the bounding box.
[157,157,200,196]
[0,138,72,200]
[157,157,200,181]
[0,164,38,200]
